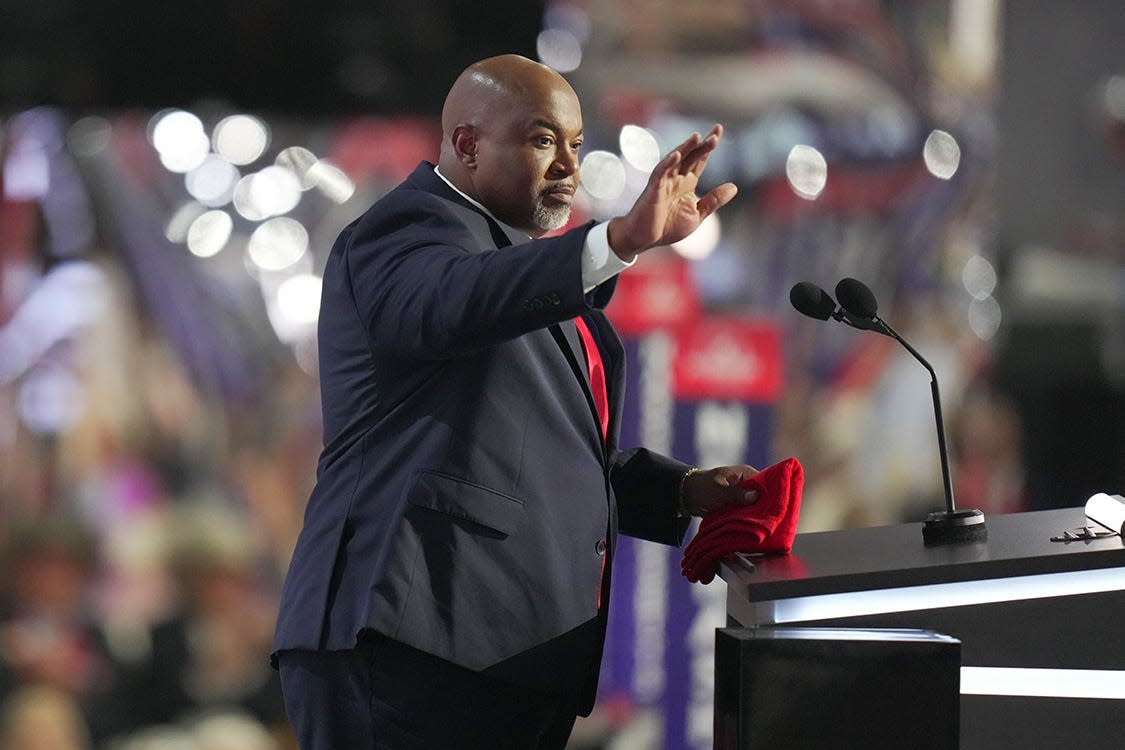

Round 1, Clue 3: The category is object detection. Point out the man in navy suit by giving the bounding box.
[274,54,755,749]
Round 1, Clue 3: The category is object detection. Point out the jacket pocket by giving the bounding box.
[407,470,524,536]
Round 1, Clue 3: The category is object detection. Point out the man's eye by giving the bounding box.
[572,142,583,151]
[536,136,554,147]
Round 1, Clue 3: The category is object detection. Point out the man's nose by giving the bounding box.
[551,147,578,176]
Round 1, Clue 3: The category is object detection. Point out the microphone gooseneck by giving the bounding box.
[794,277,987,545]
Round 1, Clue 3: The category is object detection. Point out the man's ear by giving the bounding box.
[451,125,478,168]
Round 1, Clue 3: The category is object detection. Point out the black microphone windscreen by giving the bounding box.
[835,278,879,320]
[789,282,837,321]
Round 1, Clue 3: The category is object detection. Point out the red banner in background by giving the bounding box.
[605,252,701,336]
[329,117,442,184]
[671,316,783,402]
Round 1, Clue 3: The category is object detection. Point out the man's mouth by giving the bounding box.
[543,185,576,204]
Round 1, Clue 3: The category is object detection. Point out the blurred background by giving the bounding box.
[2,1,1123,748]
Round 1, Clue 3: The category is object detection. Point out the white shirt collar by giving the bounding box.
[434,165,493,220]
[433,165,530,240]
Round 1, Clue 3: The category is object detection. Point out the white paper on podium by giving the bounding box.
[1085,492,1125,535]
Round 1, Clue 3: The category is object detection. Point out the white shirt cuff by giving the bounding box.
[582,222,635,293]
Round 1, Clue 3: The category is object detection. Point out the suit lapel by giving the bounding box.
[549,320,599,431]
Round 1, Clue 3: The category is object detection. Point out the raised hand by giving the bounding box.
[607,124,738,259]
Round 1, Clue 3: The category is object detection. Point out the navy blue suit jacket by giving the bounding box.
[274,162,691,712]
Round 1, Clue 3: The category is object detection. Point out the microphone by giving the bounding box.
[789,282,836,321]
[831,278,986,545]
[788,282,884,333]
[789,278,987,545]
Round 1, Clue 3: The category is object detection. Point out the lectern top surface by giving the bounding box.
[720,508,1125,601]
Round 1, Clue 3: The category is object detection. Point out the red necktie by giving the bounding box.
[574,315,611,609]
[573,316,609,440]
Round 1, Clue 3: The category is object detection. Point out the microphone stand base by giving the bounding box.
[922,509,988,546]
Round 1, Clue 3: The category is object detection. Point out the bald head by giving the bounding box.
[440,55,573,151]
[437,55,584,236]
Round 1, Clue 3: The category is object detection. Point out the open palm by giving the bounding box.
[608,125,738,256]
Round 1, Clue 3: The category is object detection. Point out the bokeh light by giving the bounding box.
[185,155,240,207]
[785,144,828,199]
[619,125,661,172]
[150,110,209,173]
[307,160,356,203]
[233,167,302,220]
[968,296,1002,340]
[186,210,233,257]
[579,150,627,201]
[267,272,323,345]
[544,2,591,43]
[276,147,320,190]
[276,273,322,327]
[923,129,961,179]
[671,213,722,260]
[247,217,309,271]
[537,28,583,73]
[165,201,207,243]
[962,255,998,300]
[212,114,270,165]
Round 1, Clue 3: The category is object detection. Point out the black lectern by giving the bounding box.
[718,508,1125,750]
[714,626,960,749]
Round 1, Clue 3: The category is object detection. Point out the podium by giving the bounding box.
[714,626,961,749]
[718,508,1125,750]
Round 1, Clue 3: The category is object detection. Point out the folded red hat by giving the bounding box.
[681,457,804,584]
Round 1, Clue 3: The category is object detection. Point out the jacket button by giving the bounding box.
[595,538,606,556]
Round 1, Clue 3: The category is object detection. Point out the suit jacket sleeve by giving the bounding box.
[610,447,693,546]
[344,193,598,360]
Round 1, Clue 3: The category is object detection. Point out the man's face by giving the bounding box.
[470,82,583,237]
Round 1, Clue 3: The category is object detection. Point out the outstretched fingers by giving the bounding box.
[696,182,739,219]
[680,124,723,177]
[650,147,684,186]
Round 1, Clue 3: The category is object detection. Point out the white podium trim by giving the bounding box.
[962,667,1125,699]
[733,567,1125,625]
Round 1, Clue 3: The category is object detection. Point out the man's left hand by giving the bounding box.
[681,464,759,517]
